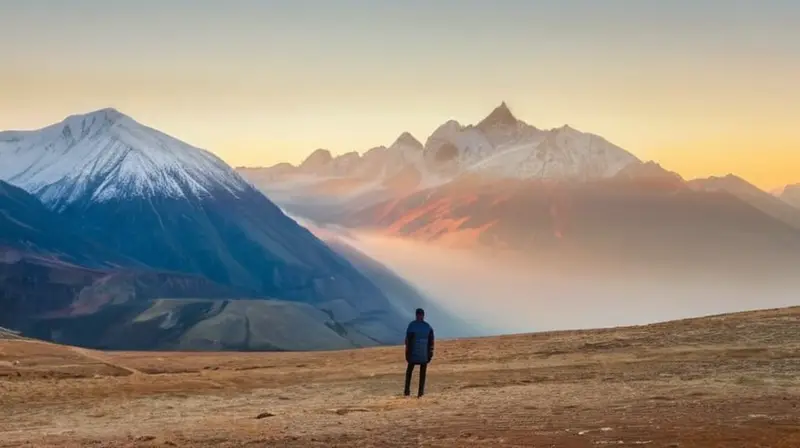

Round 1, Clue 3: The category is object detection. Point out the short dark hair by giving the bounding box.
[415,308,424,315]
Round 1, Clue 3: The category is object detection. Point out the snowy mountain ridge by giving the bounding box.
[0,108,249,209]
[241,102,641,197]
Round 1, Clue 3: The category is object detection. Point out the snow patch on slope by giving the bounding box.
[466,126,637,180]
[0,108,249,208]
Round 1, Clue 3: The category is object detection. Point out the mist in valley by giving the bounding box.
[303,221,798,338]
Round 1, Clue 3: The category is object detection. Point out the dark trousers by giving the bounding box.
[404,362,428,397]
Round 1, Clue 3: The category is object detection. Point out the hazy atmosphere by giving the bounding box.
[326,229,800,335]
[1,2,798,446]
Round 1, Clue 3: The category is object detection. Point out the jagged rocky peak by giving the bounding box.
[391,132,423,150]
[477,101,519,129]
[299,148,334,170]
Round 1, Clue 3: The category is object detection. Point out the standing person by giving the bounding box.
[404,308,434,397]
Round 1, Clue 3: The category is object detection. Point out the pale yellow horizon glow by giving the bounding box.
[1,1,798,191]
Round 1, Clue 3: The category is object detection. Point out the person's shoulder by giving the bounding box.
[408,320,428,330]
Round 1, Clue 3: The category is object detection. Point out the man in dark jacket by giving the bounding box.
[404,308,434,397]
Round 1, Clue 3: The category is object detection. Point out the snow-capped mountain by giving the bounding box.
[426,102,638,180]
[0,108,248,210]
[238,102,641,208]
[0,109,406,336]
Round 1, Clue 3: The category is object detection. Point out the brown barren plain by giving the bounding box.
[1,307,798,447]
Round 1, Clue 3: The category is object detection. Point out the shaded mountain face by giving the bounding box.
[688,175,800,230]
[0,180,136,267]
[0,179,256,344]
[340,174,800,280]
[0,109,395,310]
[55,184,392,309]
[237,102,640,222]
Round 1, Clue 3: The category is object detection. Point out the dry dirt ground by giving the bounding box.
[1,307,798,448]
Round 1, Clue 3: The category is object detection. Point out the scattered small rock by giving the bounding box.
[256,412,276,419]
[332,407,370,415]
[134,435,156,442]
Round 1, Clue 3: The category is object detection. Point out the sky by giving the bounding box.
[1,0,798,189]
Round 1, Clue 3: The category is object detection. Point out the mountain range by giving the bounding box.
[3,104,798,348]
[239,102,641,222]
[238,103,800,289]
[0,109,453,350]
[239,103,800,224]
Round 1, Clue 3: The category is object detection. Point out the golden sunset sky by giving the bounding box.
[1,1,798,189]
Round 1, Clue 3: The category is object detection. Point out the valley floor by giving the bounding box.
[1,307,799,447]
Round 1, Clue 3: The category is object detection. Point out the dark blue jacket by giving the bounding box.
[405,320,434,364]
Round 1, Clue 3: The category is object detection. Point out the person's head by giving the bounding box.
[415,308,425,321]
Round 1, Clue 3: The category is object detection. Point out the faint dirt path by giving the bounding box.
[66,345,144,376]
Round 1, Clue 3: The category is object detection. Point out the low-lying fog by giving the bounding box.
[294,215,799,338]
